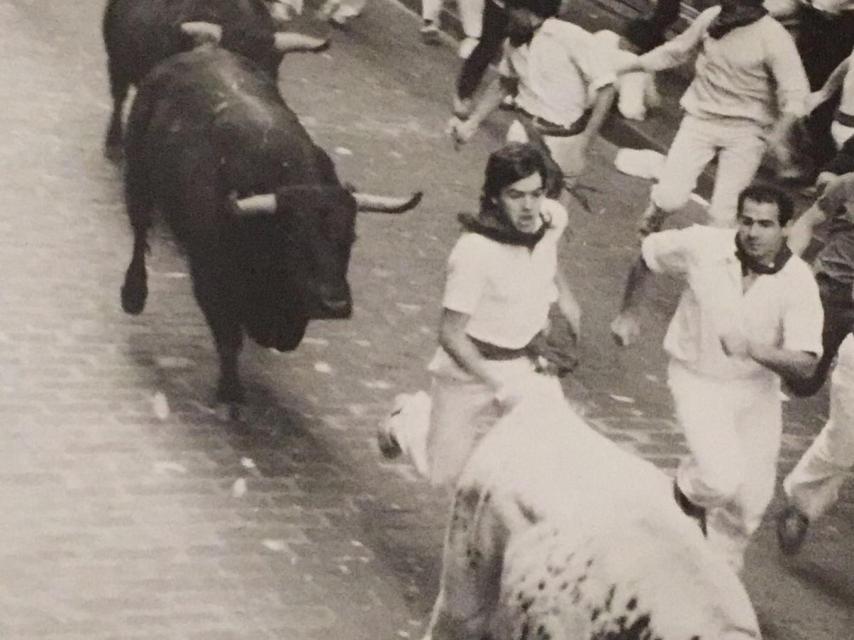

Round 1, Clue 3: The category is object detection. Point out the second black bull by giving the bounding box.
[121,45,422,404]
[102,0,327,158]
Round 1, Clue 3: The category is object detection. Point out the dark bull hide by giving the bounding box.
[102,0,327,158]
[120,45,421,404]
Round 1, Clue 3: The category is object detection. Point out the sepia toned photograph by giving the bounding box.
[0,0,852,637]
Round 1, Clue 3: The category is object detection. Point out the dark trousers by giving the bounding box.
[623,0,681,52]
[788,274,854,397]
[797,9,854,167]
[456,0,508,100]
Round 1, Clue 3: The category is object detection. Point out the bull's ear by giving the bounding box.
[180,22,223,48]
[232,193,278,216]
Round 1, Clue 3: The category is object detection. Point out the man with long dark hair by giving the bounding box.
[378,142,580,487]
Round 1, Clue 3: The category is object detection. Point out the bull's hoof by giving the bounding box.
[311,38,331,53]
[104,143,124,163]
[216,379,245,406]
[120,281,147,315]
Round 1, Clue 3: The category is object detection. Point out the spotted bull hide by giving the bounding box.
[426,396,761,640]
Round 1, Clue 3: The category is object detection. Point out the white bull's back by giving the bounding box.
[453,396,761,640]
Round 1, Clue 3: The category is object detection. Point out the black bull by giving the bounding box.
[121,47,421,404]
[102,0,325,157]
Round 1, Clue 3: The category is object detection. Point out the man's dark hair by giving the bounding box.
[481,142,549,206]
[737,185,795,226]
[505,0,561,18]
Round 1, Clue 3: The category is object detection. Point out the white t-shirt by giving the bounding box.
[642,225,823,380]
[442,199,569,350]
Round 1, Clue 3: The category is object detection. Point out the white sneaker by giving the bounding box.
[458,36,479,59]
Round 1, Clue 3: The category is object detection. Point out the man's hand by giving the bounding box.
[816,171,837,192]
[720,330,751,358]
[610,312,640,346]
[493,380,526,409]
[447,116,477,149]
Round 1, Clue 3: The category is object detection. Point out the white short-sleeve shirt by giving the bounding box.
[442,199,569,350]
[641,225,823,380]
[498,19,616,129]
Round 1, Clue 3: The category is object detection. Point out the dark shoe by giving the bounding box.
[419,20,441,45]
[674,481,707,536]
[776,505,809,555]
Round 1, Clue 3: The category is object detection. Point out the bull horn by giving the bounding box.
[180,22,223,48]
[353,191,423,214]
[273,32,331,53]
[232,194,277,216]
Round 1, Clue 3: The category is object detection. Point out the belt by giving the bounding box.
[835,111,854,128]
[468,335,533,361]
[517,109,589,138]
[467,332,578,376]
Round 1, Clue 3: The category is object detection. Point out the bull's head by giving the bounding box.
[230,185,421,328]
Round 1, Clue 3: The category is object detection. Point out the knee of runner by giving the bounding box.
[650,183,689,212]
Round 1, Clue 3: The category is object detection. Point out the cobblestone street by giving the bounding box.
[0,0,851,638]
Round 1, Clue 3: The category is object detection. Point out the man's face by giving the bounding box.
[506,8,542,45]
[496,172,545,234]
[736,199,787,264]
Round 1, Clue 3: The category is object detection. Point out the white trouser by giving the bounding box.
[831,121,854,150]
[506,120,587,183]
[389,355,563,488]
[422,0,483,37]
[320,0,366,20]
[652,115,767,227]
[784,337,854,521]
[668,361,782,573]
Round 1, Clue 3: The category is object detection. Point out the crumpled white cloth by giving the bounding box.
[614,148,666,180]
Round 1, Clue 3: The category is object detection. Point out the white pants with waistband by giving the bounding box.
[652,115,767,227]
[668,360,782,573]
[319,0,366,21]
[784,336,854,521]
[387,355,563,488]
[506,120,587,184]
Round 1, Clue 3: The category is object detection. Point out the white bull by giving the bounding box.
[425,394,761,640]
